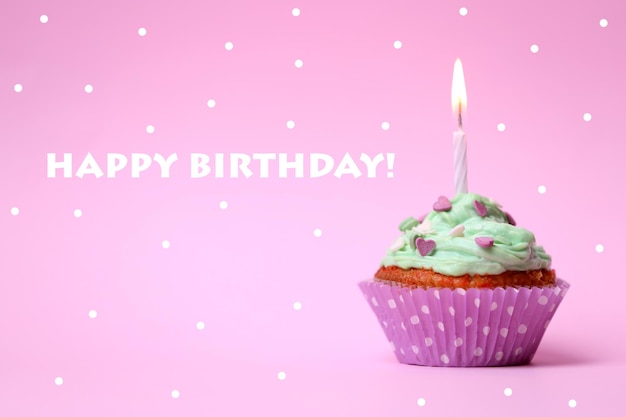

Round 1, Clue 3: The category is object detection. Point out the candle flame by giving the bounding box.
[451,58,467,126]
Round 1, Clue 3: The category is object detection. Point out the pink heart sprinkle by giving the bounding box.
[473,200,488,217]
[475,237,494,248]
[433,196,452,212]
[505,212,516,226]
[416,238,436,256]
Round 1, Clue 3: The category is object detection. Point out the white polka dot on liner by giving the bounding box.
[277,371,287,380]
[393,40,402,49]
[410,315,419,324]
[292,301,302,311]
[417,398,426,407]
[421,305,430,314]
[196,321,205,330]
[583,112,592,122]
[294,59,304,68]
[286,120,295,129]
[381,121,390,131]
[568,399,577,408]
[459,7,468,16]
[537,185,547,194]
[292,7,301,17]
[162,240,171,249]
[440,354,450,364]
[54,377,64,386]
[146,125,155,134]
[595,243,604,253]
[138,27,147,36]
[40,15,49,24]
[88,309,97,319]
[530,44,539,53]
[207,99,216,108]
[219,201,228,210]
[454,337,463,347]
[10,207,19,216]
[474,347,484,356]
[599,19,608,28]
[73,209,82,218]
[84,84,94,93]
[497,123,506,132]
[313,228,322,237]
[171,389,180,399]
[504,387,513,396]
[225,41,234,51]
[14,83,23,93]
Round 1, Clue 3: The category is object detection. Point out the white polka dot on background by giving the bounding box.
[54,377,64,386]
[138,27,147,36]
[286,120,295,129]
[292,301,302,311]
[417,398,426,407]
[88,309,97,319]
[291,7,300,17]
[14,83,23,93]
[277,371,286,380]
[381,121,390,131]
[599,18,608,28]
[459,7,468,16]
[313,228,322,237]
[40,14,49,24]
[171,389,180,399]
[224,41,234,51]
[84,84,94,93]
[219,201,228,210]
[497,123,506,132]
[10,207,19,216]
[162,240,171,249]
[207,99,216,108]
[537,185,547,194]
[595,244,604,253]
[393,40,402,49]
[196,321,205,330]
[568,399,577,408]
[530,44,539,53]
[583,112,592,122]
[146,124,155,134]
[504,387,513,396]
[73,209,82,218]
[294,59,304,68]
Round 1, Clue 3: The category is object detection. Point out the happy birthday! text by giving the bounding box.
[46,152,396,179]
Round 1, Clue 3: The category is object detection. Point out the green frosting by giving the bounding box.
[381,193,552,276]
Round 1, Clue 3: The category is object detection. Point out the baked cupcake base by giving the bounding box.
[358,278,569,367]
[375,266,556,289]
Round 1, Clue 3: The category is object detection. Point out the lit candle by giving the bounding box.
[451,58,468,195]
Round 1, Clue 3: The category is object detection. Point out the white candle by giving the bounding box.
[451,58,468,195]
[453,128,467,195]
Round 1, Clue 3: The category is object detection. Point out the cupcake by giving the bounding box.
[359,193,569,366]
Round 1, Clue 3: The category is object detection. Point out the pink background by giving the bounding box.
[1,0,624,415]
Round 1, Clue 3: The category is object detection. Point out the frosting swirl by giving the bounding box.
[381,193,552,276]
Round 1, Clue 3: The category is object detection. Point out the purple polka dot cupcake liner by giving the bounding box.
[358,278,569,367]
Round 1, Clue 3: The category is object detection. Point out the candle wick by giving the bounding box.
[457,99,463,129]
